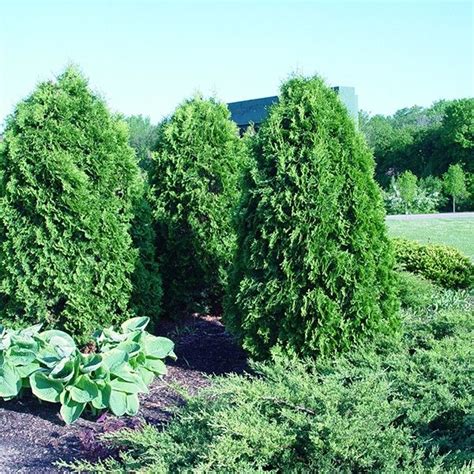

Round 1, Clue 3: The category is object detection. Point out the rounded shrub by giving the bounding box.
[225,75,399,359]
[0,67,144,340]
[150,95,245,315]
[393,238,473,289]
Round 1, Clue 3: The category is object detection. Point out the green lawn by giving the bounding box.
[387,217,474,260]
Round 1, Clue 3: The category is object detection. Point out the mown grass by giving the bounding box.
[387,217,474,260]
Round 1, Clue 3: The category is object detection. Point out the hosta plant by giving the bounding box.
[0,317,175,424]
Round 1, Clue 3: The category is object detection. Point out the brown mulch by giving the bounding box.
[0,314,248,473]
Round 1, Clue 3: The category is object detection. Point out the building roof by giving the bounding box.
[227,96,278,129]
[228,86,358,129]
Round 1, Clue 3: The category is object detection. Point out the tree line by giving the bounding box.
[359,99,473,213]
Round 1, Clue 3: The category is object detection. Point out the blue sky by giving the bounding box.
[1,0,472,127]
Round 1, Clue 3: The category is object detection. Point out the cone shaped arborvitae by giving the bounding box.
[129,182,163,325]
[225,76,399,359]
[150,96,245,315]
[0,67,143,339]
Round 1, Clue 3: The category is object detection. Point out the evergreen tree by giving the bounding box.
[130,182,163,325]
[225,76,399,359]
[150,95,245,314]
[0,67,143,339]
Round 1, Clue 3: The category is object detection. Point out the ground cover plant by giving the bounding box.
[0,67,144,339]
[0,317,175,424]
[150,95,246,315]
[63,285,474,473]
[393,238,473,289]
[225,75,399,360]
[387,216,474,260]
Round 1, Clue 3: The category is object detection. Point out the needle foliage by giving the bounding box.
[225,75,399,359]
[150,96,245,315]
[0,67,143,339]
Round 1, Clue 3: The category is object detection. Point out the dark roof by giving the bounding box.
[228,86,358,129]
[227,96,278,128]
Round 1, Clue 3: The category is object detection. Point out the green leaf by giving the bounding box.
[80,353,102,374]
[102,327,128,343]
[107,387,127,416]
[60,392,85,424]
[125,393,139,416]
[116,340,141,358]
[68,375,98,403]
[102,349,129,371]
[49,358,76,383]
[144,357,167,375]
[16,362,41,378]
[138,366,155,386]
[143,335,174,359]
[18,323,43,337]
[0,363,21,398]
[8,347,37,366]
[30,371,63,402]
[91,384,110,410]
[38,329,77,358]
[10,333,38,351]
[109,377,148,394]
[121,317,150,333]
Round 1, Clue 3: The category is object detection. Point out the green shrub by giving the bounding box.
[63,301,473,472]
[397,270,438,309]
[0,67,143,339]
[129,185,163,326]
[0,317,175,424]
[393,238,473,289]
[225,75,399,359]
[150,95,245,314]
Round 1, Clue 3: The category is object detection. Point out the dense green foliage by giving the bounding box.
[0,317,175,424]
[384,174,446,215]
[360,99,474,212]
[64,288,474,473]
[129,186,163,326]
[0,68,143,339]
[397,170,418,213]
[393,238,474,289]
[360,99,473,182]
[444,163,469,213]
[225,76,399,359]
[396,270,438,309]
[150,96,245,315]
[124,115,159,172]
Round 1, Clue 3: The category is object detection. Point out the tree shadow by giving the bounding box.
[159,313,249,376]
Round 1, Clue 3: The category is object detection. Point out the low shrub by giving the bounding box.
[0,317,175,424]
[63,297,473,472]
[393,238,473,289]
[397,270,438,309]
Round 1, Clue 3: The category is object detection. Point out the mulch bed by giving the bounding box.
[0,314,248,473]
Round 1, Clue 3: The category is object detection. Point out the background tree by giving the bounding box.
[150,95,245,315]
[439,99,474,174]
[397,171,418,214]
[225,76,399,360]
[360,99,472,186]
[124,115,159,172]
[443,164,468,212]
[0,67,142,339]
